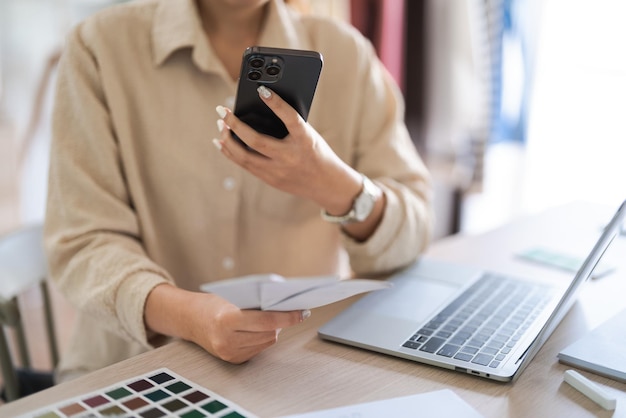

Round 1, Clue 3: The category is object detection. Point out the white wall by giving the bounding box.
[522,0,626,213]
[462,0,626,234]
[0,0,125,224]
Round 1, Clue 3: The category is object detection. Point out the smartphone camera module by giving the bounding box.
[243,54,284,83]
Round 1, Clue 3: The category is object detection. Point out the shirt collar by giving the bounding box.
[152,0,201,66]
[152,0,311,73]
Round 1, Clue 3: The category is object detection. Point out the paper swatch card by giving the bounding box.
[516,247,616,279]
[22,368,257,418]
[200,274,392,311]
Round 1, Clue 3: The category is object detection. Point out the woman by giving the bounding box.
[45,0,432,382]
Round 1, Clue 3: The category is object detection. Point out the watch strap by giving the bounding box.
[320,174,376,225]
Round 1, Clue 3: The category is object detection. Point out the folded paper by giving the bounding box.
[200,274,392,311]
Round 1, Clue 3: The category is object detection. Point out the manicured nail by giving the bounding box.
[301,309,311,321]
[216,105,227,118]
[212,138,222,151]
[217,119,225,132]
[257,85,272,99]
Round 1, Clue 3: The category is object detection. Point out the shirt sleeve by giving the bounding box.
[343,40,434,276]
[44,24,172,348]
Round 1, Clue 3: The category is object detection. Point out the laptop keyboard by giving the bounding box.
[401,273,553,369]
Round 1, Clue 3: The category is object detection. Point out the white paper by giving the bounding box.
[260,277,339,309]
[278,389,485,418]
[200,274,284,309]
[200,274,392,311]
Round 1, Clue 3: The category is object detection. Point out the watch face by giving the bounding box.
[320,175,378,224]
[355,197,374,221]
[354,178,377,221]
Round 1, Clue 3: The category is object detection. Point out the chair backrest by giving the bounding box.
[0,223,58,402]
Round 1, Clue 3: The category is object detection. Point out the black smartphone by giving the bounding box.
[231,46,323,148]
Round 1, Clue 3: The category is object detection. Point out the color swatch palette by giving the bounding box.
[23,368,257,418]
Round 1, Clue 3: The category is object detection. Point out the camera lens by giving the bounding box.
[249,57,264,69]
[265,65,281,76]
[247,70,262,81]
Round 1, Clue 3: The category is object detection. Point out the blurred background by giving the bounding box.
[0,0,625,401]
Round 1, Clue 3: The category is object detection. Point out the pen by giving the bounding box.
[563,369,617,410]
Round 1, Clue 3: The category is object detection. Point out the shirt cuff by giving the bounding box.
[116,271,171,348]
[343,182,405,271]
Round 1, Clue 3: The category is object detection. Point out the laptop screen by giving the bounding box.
[513,199,626,380]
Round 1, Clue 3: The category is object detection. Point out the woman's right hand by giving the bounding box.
[145,283,308,364]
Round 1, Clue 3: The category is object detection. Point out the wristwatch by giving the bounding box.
[321,174,378,224]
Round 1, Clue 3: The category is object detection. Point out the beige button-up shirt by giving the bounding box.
[45,0,432,380]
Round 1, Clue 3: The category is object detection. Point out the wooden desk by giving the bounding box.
[2,201,626,417]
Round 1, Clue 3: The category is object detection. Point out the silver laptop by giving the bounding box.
[319,200,626,382]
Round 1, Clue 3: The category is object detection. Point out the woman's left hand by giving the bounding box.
[214,86,361,216]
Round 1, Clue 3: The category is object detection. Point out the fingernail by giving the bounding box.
[301,309,311,321]
[257,85,272,99]
[217,119,226,132]
[212,138,222,151]
[216,105,227,118]
[276,328,282,337]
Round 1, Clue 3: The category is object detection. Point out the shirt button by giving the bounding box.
[223,177,236,191]
[222,257,234,270]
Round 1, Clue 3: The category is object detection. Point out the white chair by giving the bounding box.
[0,224,58,402]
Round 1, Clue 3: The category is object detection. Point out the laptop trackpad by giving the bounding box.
[361,276,460,324]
